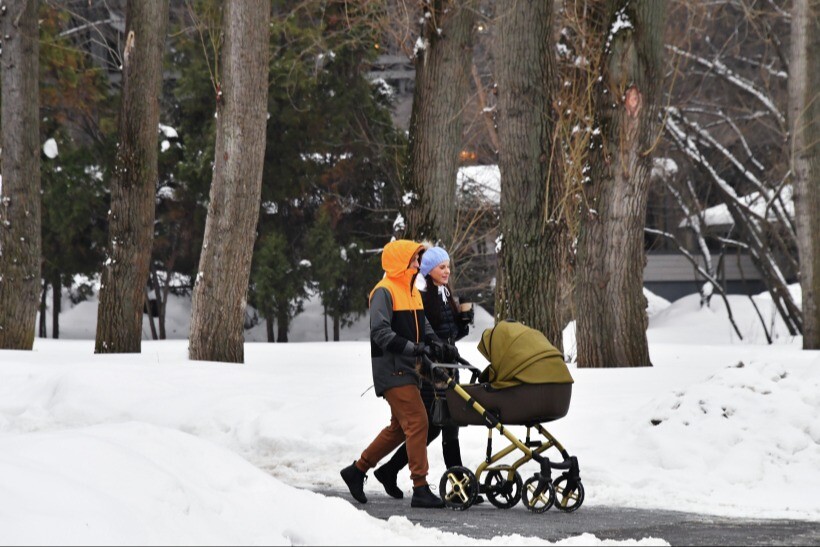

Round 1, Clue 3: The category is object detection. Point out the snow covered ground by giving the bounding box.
[1,287,818,545]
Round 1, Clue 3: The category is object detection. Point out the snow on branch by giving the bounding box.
[666,107,794,241]
[645,227,744,340]
[664,109,802,335]
[667,45,785,125]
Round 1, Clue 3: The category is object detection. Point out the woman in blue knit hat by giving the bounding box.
[372,245,483,503]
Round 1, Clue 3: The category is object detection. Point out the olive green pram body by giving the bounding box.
[434,321,584,513]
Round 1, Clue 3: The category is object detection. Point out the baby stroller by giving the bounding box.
[427,320,583,513]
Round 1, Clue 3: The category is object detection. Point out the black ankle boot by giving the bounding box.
[411,484,445,508]
[340,462,368,503]
[374,466,404,499]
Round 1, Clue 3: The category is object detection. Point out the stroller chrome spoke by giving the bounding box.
[522,476,555,513]
[440,466,478,511]
[552,476,584,513]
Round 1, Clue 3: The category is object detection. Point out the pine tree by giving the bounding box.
[38,4,116,339]
[250,231,309,343]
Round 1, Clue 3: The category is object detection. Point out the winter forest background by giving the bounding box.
[0,0,818,363]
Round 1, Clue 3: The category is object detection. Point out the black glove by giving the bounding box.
[459,308,475,325]
[429,339,459,363]
[408,342,428,357]
[444,343,460,362]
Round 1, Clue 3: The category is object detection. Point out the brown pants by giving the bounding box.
[356,384,429,487]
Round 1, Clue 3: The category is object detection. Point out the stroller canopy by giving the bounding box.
[477,321,573,389]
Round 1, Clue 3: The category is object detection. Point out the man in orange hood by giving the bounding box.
[340,239,445,508]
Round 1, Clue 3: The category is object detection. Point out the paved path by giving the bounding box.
[323,489,820,545]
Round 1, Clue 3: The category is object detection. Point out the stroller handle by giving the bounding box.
[424,355,481,384]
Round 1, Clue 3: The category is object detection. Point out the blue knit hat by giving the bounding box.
[420,246,450,277]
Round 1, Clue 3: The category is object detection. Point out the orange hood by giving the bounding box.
[382,239,423,279]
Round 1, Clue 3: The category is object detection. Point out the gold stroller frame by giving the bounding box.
[431,361,584,513]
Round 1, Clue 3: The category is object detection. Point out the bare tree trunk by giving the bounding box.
[52,275,60,339]
[39,281,47,338]
[150,265,167,339]
[494,0,567,348]
[471,63,500,152]
[276,309,289,343]
[144,287,158,340]
[333,315,340,342]
[789,0,820,349]
[403,0,475,247]
[0,0,40,350]
[95,0,169,353]
[576,0,666,367]
[189,0,271,363]
[265,313,274,343]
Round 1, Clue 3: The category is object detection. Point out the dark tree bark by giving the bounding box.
[403,0,475,248]
[52,274,60,339]
[95,0,169,353]
[576,0,666,367]
[0,0,40,350]
[265,313,274,343]
[189,0,271,363]
[276,309,289,343]
[39,282,47,338]
[493,0,568,348]
[150,265,167,339]
[789,0,820,349]
[144,287,158,340]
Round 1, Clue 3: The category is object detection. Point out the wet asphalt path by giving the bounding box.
[323,489,820,545]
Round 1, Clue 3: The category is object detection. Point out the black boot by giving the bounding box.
[374,466,404,499]
[340,462,368,503]
[411,484,445,508]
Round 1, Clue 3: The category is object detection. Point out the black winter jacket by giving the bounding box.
[419,276,469,405]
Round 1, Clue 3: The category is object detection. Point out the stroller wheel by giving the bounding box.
[522,476,555,514]
[553,475,585,512]
[439,466,478,511]
[484,467,523,509]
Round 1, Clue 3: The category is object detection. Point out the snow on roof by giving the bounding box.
[679,185,793,229]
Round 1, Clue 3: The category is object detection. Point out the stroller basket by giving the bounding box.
[445,382,571,426]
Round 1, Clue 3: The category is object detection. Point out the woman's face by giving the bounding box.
[429,261,451,286]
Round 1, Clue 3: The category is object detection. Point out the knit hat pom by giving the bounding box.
[420,246,450,277]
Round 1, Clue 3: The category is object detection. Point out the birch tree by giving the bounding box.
[403,0,475,248]
[0,0,40,350]
[95,0,169,353]
[493,0,568,347]
[575,0,667,367]
[189,0,270,364]
[788,0,820,349]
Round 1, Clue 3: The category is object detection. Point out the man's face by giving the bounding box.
[408,252,420,271]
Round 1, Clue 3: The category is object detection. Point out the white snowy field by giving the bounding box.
[1,287,818,546]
